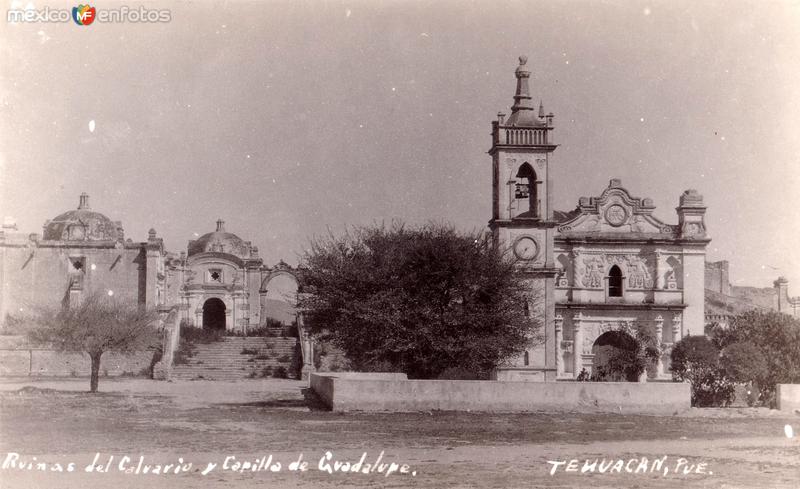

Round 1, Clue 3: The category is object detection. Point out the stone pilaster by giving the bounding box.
[672,313,682,343]
[654,315,664,378]
[554,314,564,378]
[654,251,663,289]
[571,250,581,285]
[573,312,583,378]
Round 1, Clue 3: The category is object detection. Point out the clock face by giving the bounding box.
[513,236,539,261]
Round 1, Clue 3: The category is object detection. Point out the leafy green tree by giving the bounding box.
[29,294,162,392]
[671,335,734,407]
[714,310,800,406]
[298,222,540,379]
[719,342,769,406]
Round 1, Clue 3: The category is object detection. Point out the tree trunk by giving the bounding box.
[89,352,103,393]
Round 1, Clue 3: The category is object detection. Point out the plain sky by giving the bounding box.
[1,0,798,290]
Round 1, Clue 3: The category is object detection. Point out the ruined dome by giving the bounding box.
[43,193,121,241]
[188,219,252,258]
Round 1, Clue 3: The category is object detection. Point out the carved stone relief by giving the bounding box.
[574,253,653,289]
[625,256,653,289]
[604,204,628,227]
[576,255,605,288]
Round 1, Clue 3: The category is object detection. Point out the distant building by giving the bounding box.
[0,193,164,319]
[490,57,709,382]
[0,195,298,333]
[704,260,799,324]
[163,219,299,331]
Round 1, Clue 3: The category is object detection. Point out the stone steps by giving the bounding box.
[171,334,299,380]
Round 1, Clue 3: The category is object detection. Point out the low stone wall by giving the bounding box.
[777,384,800,412]
[0,337,155,378]
[310,372,409,408]
[312,372,409,381]
[310,373,690,414]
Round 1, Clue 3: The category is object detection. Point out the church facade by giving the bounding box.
[491,57,709,382]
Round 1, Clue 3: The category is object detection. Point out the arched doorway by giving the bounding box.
[591,330,638,381]
[202,298,226,331]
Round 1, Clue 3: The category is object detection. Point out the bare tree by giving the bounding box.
[29,294,162,392]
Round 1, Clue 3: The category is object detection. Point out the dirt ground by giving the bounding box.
[0,377,798,489]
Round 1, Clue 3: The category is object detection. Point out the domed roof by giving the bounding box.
[187,219,252,258]
[43,193,121,241]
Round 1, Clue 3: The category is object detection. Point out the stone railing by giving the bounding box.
[153,306,181,380]
[296,312,316,380]
[494,126,552,146]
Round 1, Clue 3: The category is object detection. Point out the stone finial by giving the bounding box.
[497,112,506,124]
[679,189,704,207]
[511,55,533,112]
[78,192,90,210]
[148,228,157,240]
[538,100,545,118]
[216,218,225,232]
[609,178,622,188]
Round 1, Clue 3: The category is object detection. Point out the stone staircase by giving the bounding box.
[170,334,299,381]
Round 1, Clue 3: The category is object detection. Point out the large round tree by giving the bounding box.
[298,222,541,379]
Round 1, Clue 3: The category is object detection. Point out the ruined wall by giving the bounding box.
[704,260,730,295]
[1,242,147,322]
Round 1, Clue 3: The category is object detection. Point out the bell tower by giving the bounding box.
[489,55,559,381]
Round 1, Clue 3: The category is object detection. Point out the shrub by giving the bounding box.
[720,342,769,387]
[576,368,591,381]
[1,313,33,336]
[589,325,660,382]
[231,325,275,337]
[437,367,487,380]
[315,342,352,372]
[272,366,288,379]
[671,335,734,407]
[180,326,224,344]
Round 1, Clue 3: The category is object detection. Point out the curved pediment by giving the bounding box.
[557,179,675,237]
[186,251,244,268]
